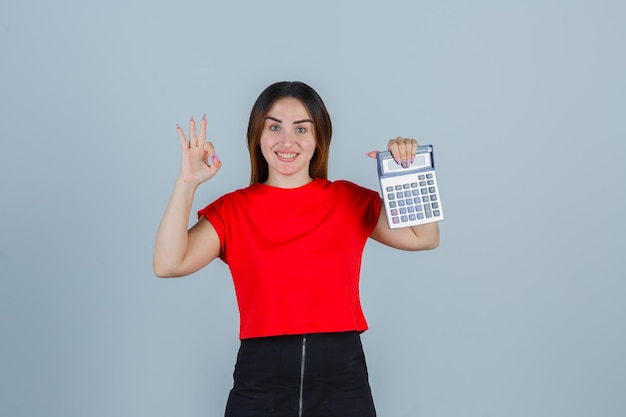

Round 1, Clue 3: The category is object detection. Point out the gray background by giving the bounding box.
[1,0,625,416]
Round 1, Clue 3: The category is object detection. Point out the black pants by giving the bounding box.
[225,331,377,417]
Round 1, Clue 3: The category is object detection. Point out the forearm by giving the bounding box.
[409,221,440,250]
[153,178,198,276]
[370,207,441,251]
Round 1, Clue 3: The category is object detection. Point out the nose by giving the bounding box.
[280,129,294,146]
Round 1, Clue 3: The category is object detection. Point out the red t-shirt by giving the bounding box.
[198,178,381,339]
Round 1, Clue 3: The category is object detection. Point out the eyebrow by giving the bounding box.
[265,116,313,124]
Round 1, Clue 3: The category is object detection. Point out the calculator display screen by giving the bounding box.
[384,154,429,172]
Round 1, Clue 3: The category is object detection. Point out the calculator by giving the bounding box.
[376,145,444,229]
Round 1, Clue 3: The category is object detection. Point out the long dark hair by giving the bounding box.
[247,81,332,185]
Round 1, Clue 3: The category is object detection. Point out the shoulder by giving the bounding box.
[199,184,260,219]
[213,183,260,203]
[326,179,379,198]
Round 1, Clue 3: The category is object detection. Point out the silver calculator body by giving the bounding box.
[377,145,444,229]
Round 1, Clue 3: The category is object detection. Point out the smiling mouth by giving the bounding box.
[276,152,297,159]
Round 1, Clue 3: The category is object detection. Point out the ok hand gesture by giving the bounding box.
[177,115,222,186]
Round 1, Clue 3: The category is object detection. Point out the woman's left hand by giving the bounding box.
[367,137,419,168]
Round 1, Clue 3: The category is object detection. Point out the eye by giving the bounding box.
[295,127,307,134]
[269,125,280,132]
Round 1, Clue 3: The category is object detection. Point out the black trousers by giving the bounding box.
[225,331,377,417]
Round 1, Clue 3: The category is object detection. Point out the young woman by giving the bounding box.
[154,81,439,417]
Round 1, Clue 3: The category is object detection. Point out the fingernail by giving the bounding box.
[402,160,407,168]
[395,157,402,165]
[212,153,220,163]
[411,156,415,164]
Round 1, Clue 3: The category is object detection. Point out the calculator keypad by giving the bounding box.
[381,171,443,228]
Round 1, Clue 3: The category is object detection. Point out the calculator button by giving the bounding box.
[381,168,442,227]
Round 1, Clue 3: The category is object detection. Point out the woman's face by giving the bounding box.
[260,97,317,187]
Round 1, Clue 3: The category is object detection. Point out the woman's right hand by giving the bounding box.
[177,115,222,186]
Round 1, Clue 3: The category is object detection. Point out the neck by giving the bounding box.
[264,174,314,189]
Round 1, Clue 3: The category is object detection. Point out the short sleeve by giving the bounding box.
[198,196,229,261]
[362,187,382,235]
[333,180,381,236]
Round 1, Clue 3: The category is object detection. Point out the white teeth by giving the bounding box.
[277,152,297,159]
